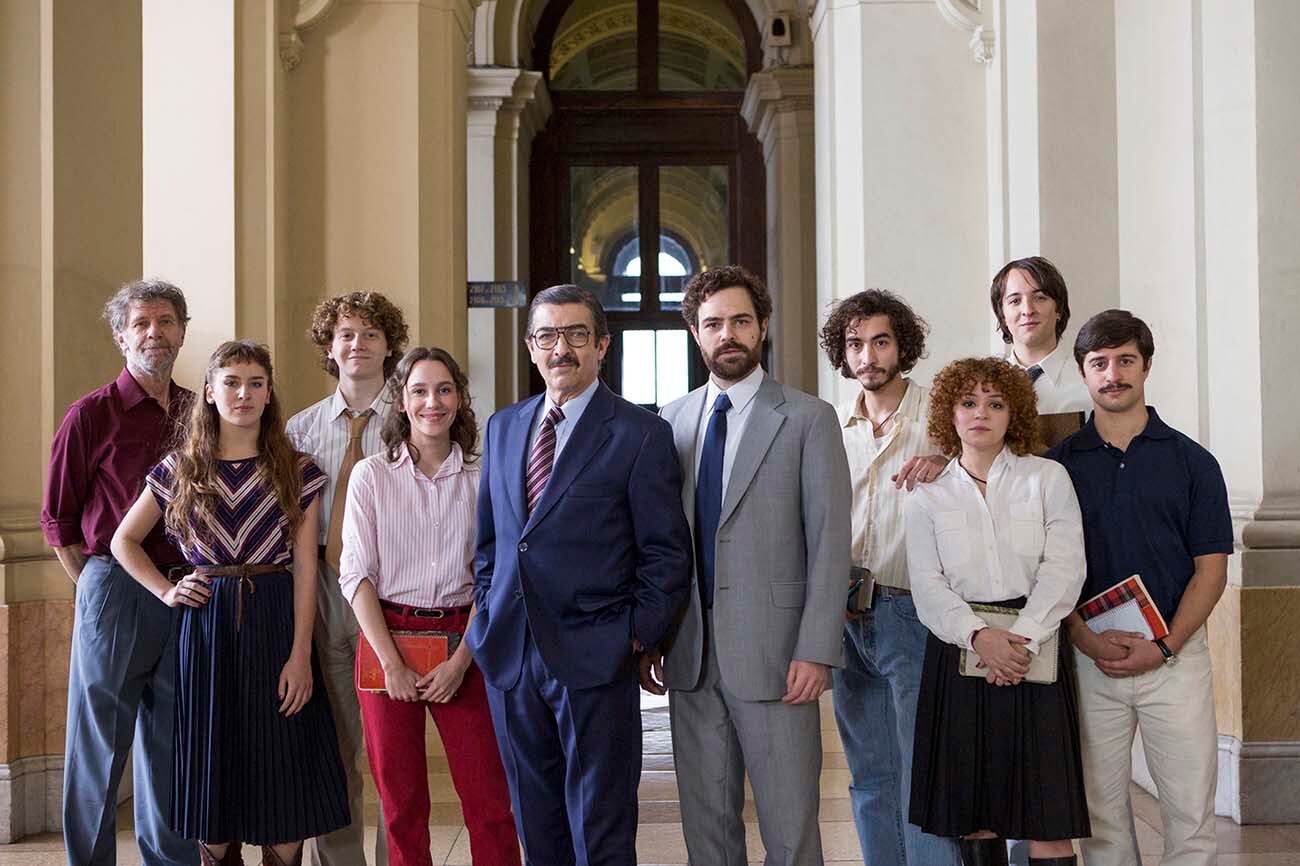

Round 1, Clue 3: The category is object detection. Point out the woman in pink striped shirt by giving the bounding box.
[340,347,519,866]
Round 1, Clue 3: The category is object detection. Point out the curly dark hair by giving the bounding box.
[989,256,1071,345]
[927,357,1042,457]
[819,290,929,379]
[380,347,479,465]
[680,265,772,328]
[308,291,410,379]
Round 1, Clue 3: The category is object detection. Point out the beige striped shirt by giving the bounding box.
[837,380,936,590]
[286,387,394,544]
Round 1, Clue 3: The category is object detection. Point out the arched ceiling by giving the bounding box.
[547,0,746,90]
[472,0,813,70]
[571,165,729,283]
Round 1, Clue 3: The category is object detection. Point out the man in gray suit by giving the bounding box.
[641,265,851,866]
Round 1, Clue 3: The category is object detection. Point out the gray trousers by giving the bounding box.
[63,555,197,866]
[669,617,824,866]
[307,559,386,866]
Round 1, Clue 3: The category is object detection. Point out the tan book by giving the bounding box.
[959,604,1059,685]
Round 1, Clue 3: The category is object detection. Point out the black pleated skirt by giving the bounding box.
[908,598,1091,842]
[171,570,350,845]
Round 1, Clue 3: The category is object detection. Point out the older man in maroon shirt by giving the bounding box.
[41,279,198,866]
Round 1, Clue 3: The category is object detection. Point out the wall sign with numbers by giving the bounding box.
[467,281,529,308]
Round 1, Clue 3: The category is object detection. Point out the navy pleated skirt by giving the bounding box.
[171,570,350,845]
[908,597,1091,842]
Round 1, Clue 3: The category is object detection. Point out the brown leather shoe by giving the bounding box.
[198,843,244,866]
[260,844,303,866]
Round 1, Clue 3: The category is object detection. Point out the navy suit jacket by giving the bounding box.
[467,382,692,691]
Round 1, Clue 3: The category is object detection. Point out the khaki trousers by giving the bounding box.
[308,559,388,866]
[1075,627,1217,866]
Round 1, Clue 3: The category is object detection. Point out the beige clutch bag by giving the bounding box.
[958,604,1059,685]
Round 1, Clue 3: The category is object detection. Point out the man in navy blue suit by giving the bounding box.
[467,283,692,866]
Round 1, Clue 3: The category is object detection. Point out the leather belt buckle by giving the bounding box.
[412,607,449,619]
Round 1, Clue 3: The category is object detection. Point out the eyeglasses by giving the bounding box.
[529,326,592,350]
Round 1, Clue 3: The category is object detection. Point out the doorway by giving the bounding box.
[529,0,766,409]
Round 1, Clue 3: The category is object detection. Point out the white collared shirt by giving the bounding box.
[286,387,395,544]
[529,376,601,461]
[694,365,765,499]
[1008,344,1092,415]
[338,443,478,608]
[837,380,934,589]
[904,447,1086,654]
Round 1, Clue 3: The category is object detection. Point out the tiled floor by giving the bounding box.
[9,693,1300,864]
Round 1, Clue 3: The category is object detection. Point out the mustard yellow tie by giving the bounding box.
[324,409,374,571]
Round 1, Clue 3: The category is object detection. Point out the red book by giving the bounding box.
[1076,574,1170,641]
[355,630,460,693]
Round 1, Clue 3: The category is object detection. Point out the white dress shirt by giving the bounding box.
[837,380,935,589]
[904,448,1085,654]
[693,365,765,497]
[338,443,478,609]
[529,376,601,462]
[286,387,395,544]
[1008,344,1092,415]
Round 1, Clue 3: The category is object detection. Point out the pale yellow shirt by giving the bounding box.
[836,379,935,590]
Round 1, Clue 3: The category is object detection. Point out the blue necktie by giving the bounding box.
[695,392,731,608]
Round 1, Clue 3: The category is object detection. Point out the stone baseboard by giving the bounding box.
[1133,731,1300,824]
[0,754,63,843]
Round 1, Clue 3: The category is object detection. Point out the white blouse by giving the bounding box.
[904,448,1085,654]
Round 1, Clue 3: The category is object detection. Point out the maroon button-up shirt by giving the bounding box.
[41,367,192,565]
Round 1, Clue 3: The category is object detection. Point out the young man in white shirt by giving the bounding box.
[990,257,1091,419]
[285,291,409,866]
[817,290,960,866]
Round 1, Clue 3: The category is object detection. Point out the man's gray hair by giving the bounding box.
[527,284,609,340]
[103,278,191,335]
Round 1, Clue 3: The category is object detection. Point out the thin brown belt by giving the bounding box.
[193,563,287,629]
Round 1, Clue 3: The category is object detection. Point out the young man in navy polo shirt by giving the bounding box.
[1048,310,1233,866]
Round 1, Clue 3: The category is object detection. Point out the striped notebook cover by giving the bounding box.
[1076,574,1170,641]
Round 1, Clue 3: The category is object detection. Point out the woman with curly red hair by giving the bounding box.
[903,357,1090,866]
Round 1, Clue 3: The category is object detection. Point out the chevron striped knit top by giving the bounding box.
[146,453,327,566]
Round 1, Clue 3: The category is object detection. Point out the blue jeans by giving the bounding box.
[831,591,961,866]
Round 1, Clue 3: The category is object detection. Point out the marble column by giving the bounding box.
[466,66,549,419]
[1200,0,1300,824]
[0,0,143,841]
[742,66,818,395]
[811,0,988,403]
[981,0,1121,353]
[284,0,477,410]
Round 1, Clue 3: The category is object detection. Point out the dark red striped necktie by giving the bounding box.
[526,405,565,513]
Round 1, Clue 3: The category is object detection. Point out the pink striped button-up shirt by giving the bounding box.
[339,442,479,609]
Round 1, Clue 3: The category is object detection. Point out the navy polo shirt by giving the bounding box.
[1047,407,1234,622]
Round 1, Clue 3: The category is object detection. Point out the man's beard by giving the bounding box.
[857,362,900,392]
[128,344,179,377]
[703,340,761,381]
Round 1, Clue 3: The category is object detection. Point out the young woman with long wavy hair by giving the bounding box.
[338,347,520,866]
[112,340,349,866]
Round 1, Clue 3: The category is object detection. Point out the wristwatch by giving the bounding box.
[1154,638,1179,667]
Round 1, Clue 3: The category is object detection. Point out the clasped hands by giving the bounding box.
[971,627,1033,686]
[383,657,469,703]
[1075,627,1165,678]
[637,648,828,704]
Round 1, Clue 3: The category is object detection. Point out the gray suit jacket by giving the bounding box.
[659,374,851,701]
